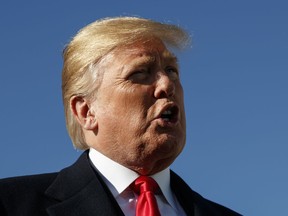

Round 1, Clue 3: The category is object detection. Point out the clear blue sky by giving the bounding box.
[1,1,287,215]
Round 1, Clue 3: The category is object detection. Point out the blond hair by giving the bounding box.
[62,16,190,149]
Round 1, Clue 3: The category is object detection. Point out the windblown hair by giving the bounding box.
[62,16,190,149]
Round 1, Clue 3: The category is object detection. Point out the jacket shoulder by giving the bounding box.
[0,172,58,193]
[0,173,58,215]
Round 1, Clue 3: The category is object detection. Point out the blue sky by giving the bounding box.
[1,1,287,215]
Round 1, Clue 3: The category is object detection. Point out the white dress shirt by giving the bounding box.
[89,148,186,216]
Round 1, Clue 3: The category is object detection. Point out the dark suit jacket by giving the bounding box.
[0,151,241,216]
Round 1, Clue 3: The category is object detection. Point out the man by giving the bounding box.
[0,17,241,215]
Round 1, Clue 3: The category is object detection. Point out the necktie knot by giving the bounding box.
[132,176,159,195]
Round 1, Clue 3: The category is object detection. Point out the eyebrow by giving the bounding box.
[162,50,178,63]
[133,50,179,66]
[127,56,179,74]
[160,51,179,70]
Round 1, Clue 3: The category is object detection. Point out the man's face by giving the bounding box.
[89,39,186,175]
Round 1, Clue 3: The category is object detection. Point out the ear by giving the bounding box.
[69,96,98,130]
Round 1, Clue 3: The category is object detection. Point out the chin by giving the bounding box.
[157,136,185,154]
[152,143,184,168]
[144,157,175,175]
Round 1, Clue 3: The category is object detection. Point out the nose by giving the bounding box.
[154,73,175,99]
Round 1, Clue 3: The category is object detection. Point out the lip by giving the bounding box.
[153,102,180,126]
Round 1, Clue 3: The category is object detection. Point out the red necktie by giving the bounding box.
[131,176,161,216]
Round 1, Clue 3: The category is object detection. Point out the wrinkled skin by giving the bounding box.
[86,39,186,175]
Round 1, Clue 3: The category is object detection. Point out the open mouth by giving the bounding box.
[160,105,179,123]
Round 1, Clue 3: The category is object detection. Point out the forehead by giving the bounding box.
[112,39,178,64]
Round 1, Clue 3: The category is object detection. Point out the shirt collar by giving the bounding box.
[88,148,178,210]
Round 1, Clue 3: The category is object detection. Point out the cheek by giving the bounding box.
[118,86,152,112]
[101,85,152,129]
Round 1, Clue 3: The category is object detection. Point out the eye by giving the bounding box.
[165,66,179,80]
[128,69,150,83]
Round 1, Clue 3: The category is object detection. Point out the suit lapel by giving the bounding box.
[170,171,195,215]
[45,151,124,216]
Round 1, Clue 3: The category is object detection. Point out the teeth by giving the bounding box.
[162,110,172,115]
